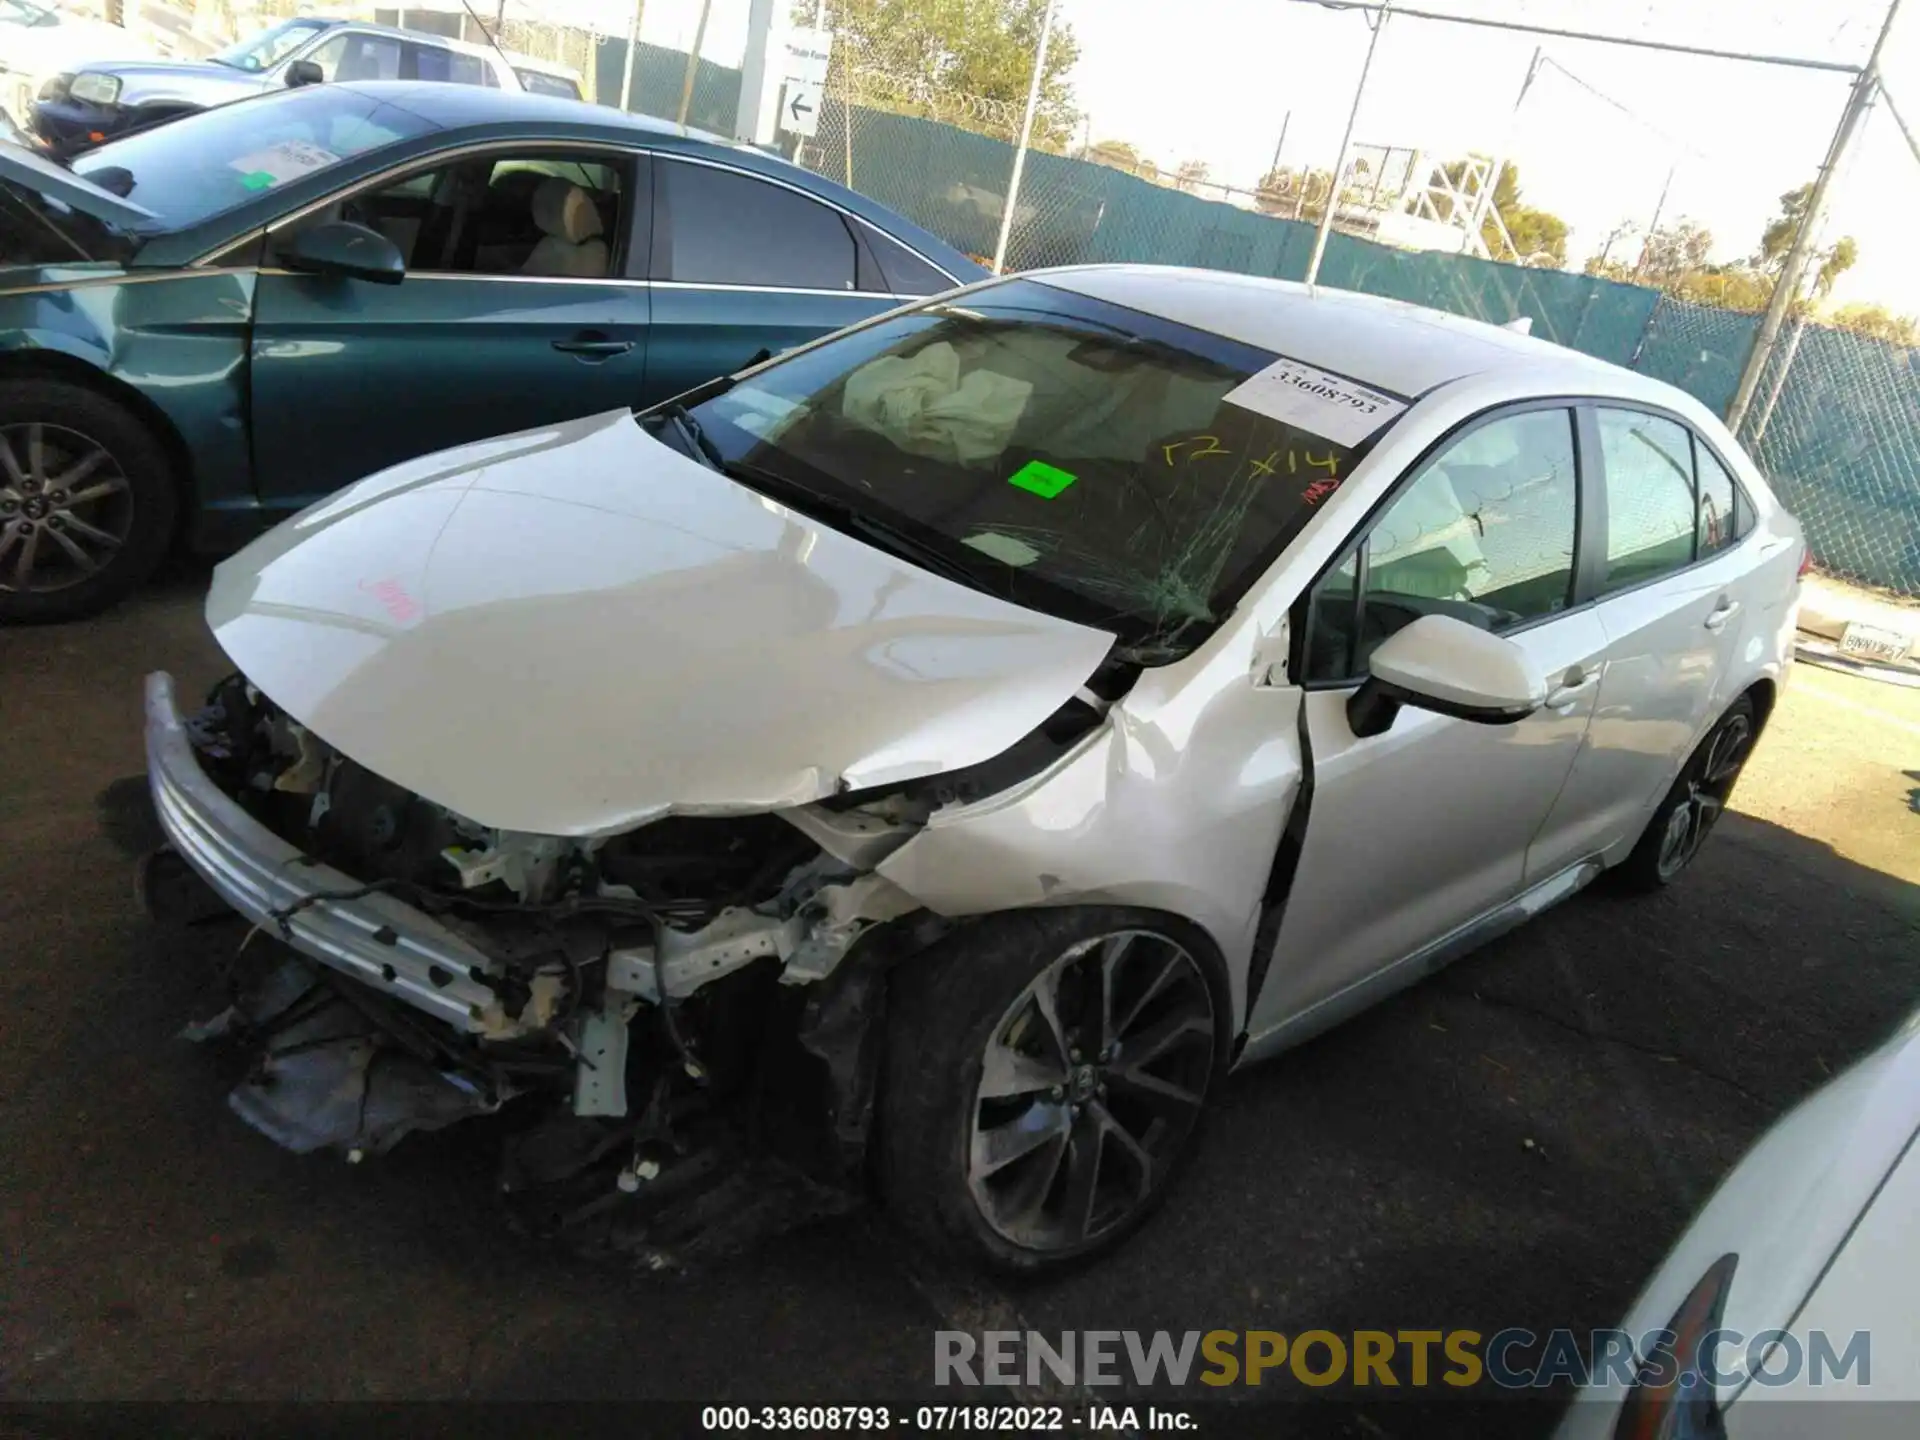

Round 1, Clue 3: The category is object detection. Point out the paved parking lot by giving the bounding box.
[3,580,1915,1434]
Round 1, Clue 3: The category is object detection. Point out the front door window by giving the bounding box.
[308,153,626,279]
[1304,408,1580,682]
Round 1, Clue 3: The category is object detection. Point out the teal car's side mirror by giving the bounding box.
[284,59,325,88]
[277,221,405,286]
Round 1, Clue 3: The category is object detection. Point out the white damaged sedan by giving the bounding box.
[144,266,1804,1271]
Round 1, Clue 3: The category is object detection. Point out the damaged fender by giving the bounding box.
[875,643,1307,1033]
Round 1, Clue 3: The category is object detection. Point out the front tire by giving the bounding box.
[879,908,1227,1274]
[0,381,179,624]
[1615,694,1758,891]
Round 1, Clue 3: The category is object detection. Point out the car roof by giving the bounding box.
[336,79,734,144]
[1032,264,1677,407]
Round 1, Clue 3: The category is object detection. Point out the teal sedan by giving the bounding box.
[0,81,981,621]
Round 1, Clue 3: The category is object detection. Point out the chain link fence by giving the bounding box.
[1732,313,1920,596]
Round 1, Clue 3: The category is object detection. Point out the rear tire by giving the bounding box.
[879,907,1228,1274]
[0,380,179,624]
[1614,694,1758,892]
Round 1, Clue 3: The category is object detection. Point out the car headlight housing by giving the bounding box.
[67,72,122,106]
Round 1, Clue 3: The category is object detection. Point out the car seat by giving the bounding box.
[521,178,607,278]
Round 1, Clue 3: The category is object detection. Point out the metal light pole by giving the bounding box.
[1631,164,1676,282]
[1726,0,1906,434]
[1883,80,1920,165]
[991,0,1059,275]
[1305,0,1391,287]
[676,0,715,128]
[620,0,646,113]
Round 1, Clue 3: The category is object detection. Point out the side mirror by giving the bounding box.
[285,59,325,88]
[1347,613,1544,738]
[277,221,405,286]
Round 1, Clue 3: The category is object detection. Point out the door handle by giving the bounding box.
[1704,598,1742,632]
[1544,666,1598,710]
[552,333,634,359]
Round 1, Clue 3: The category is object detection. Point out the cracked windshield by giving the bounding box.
[683,278,1401,659]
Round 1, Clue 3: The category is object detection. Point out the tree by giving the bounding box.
[1669,265,1773,312]
[1813,234,1857,298]
[1173,159,1211,194]
[1751,184,1857,302]
[1828,302,1919,347]
[810,0,1082,148]
[1505,204,1569,267]
[1633,219,1713,286]
[1757,182,1812,274]
[1082,138,1156,181]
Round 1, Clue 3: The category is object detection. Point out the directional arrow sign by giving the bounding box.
[782,79,822,138]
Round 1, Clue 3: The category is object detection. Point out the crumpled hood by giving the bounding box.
[207,410,1114,837]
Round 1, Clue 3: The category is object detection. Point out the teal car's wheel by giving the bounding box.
[0,380,178,624]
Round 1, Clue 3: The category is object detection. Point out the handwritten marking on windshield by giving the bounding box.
[1168,440,1344,485]
[1162,435,1230,466]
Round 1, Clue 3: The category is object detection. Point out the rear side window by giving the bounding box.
[1731,484,1755,541]
[516,69,582,100]
[308,32,402,83]
[860,226,954,296]
[652,160,856,290]
[1597,409,1696,591]
[411,44,489,86]
[1694,443,1744,557]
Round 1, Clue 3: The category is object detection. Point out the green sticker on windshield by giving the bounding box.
[1008,459,1077,499]
[239,171,276,192]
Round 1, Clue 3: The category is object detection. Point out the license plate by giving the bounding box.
[1839,621,1914,663]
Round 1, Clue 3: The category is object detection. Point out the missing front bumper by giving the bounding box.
[143,671,512,1036]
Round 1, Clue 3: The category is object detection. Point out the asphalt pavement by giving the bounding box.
[2,579,1915,1436]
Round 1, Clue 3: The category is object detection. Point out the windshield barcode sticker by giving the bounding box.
[1222,359,1407,446]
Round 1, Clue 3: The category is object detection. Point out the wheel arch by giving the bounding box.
[0,348,198,534]
[1742,675,1779,736]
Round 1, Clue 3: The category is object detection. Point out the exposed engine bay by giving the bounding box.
[152,671,1115,1260]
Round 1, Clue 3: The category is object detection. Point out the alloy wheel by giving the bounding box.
[1655,711,1754,880]
[967,929,1215,1253]
[0,422,135,595]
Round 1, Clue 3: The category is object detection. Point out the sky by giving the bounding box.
[551,0,1920,314]
[1056,0,1920,313]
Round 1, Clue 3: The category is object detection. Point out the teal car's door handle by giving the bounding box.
[552,332,634,360]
